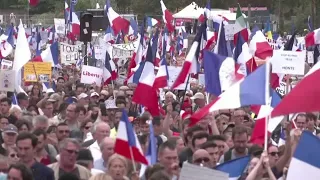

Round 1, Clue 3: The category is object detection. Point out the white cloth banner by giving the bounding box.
[80,65,103,86]
[271,50,305,75]
[60,42,83,65]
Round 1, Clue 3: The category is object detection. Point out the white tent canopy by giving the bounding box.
[173,2,204,19]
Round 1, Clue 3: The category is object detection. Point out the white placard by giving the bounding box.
[275,82,287,96]
[60,42,83,65]
[80,65,103,86]
[271,50,305,75]
[198,74,205,86]
[224,24,236,40]
[0,70,15,92]
[180,163,228,180]
[112,47,134,59]
[307,51,314,64]
[166,66,190,90]
[94,45,104,60]
[54,18,66,34]
[0,59,13,70]
[112,41,138,51]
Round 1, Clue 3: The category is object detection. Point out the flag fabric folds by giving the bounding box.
[216,156,250,180]
[132,42,159,116]
[249,28,273,60]
[160,0,174,33]
[32,42,59,67]
[203,50,235,96]
[114,110,148,165]
[189,64,270,126]
[305,28,320,47]
[286,131,320,180]
[105,0,130,35]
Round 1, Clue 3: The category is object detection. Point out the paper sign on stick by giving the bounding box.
[0,70,15,92]
[80,65,103,86]
[271,50,305,75]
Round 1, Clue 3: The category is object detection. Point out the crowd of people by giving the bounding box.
[0,68,316,180]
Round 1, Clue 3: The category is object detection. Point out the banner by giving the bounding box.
[60,42,83,65]
[54,18,66,34]
[112,40,139,59]
[271,50,305,75]
[80,65,103,86]
[24,62,52,82]
[0,70,15,92]
[94,45,105,60]
[0,59,13,70]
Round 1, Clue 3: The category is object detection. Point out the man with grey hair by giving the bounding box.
[33,115,49,131]
[48,138,91,179]
[93,137,115,171]
[88,121,110,161]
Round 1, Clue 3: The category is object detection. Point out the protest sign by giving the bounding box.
[0,70,15,92]
[60,42,83,65]
[307,51,314,64]
[198,74,205,86]
[0,59,13,70]
[180,163,228,180]
[224,24,236,40]
[94,45,105,60]
[166,66,190,90]
[24,62,52,82]
[275,82,287,96]
[271,50,305,75]
[54,18,66,34]
[80,65,103,86]
[112,40,138,59]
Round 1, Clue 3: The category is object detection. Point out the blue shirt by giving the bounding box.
[31,161,54,180]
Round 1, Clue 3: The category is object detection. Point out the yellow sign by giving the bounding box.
[24,62,52,82]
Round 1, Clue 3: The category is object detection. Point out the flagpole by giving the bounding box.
[264,58,271,151]
[129,146,137,172]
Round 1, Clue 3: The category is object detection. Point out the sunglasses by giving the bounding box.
[9,153,19,158]
[269,152,280,156]
[65,149,79,155]
[194,157,210,164]
[84,126,91,130]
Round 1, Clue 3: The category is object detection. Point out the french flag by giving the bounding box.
[154,52,169,89]
[114,110,148,165]
[129,18,138,36]
[286,131,320,180]
[68,2,80,36]
[104,26,115,44]
[213,21,228,56]
[29,0,39,7]
[189,63,271,126]
[128,22,145,76]
[32,42,59,67]
[147,17,160,28]
[47,26,56,44]
[203,50,235,97]
[132,41,159,116]
[0,26,14,58]
[139,122,157,177]
[160,0,174,33]
[249,27,273,60]
[305,28,320,47]
[105,0,130,35]
[35,29,42,56]
[171,23,206,89]
[216,156,250,180]
[103,50,117,84]
[64,0,70,24]
[234,33,257,80]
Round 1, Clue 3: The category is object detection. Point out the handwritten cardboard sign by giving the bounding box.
[271,50,305,75]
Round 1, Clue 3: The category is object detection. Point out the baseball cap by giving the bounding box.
[90,92,99,97]
[48,93,61,102]
[190,92,205,100]
[16,92,28,100]
[3,124,18,134]
[78,93,88,100]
